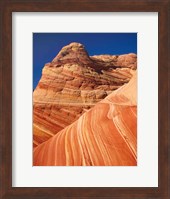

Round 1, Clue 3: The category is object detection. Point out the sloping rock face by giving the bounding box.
[33,42,137,147]
[34,71,137,166]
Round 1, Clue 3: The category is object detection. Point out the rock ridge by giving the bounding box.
[34,72,137,166]
[33,42,137,147]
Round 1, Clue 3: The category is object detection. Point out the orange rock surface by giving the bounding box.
[33,42,137,147]
[34,71,137,166]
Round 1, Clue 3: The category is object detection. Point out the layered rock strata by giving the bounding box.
[33,42,137,147]
[34,71,137,166]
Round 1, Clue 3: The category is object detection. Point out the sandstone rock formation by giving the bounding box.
[33,42,137,147]
[34,71,137,166]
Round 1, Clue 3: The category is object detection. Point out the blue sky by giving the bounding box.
[33,33,137,89]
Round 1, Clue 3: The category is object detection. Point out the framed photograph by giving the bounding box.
[0,0,169,198]
[33,32,138,167]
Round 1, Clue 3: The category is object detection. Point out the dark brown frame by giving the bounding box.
[0,0,169,198]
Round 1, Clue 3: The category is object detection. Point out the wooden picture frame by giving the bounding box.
[0,0,169,198]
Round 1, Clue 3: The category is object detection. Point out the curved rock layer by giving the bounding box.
[33,42,137,147]
[34,71,137,166]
